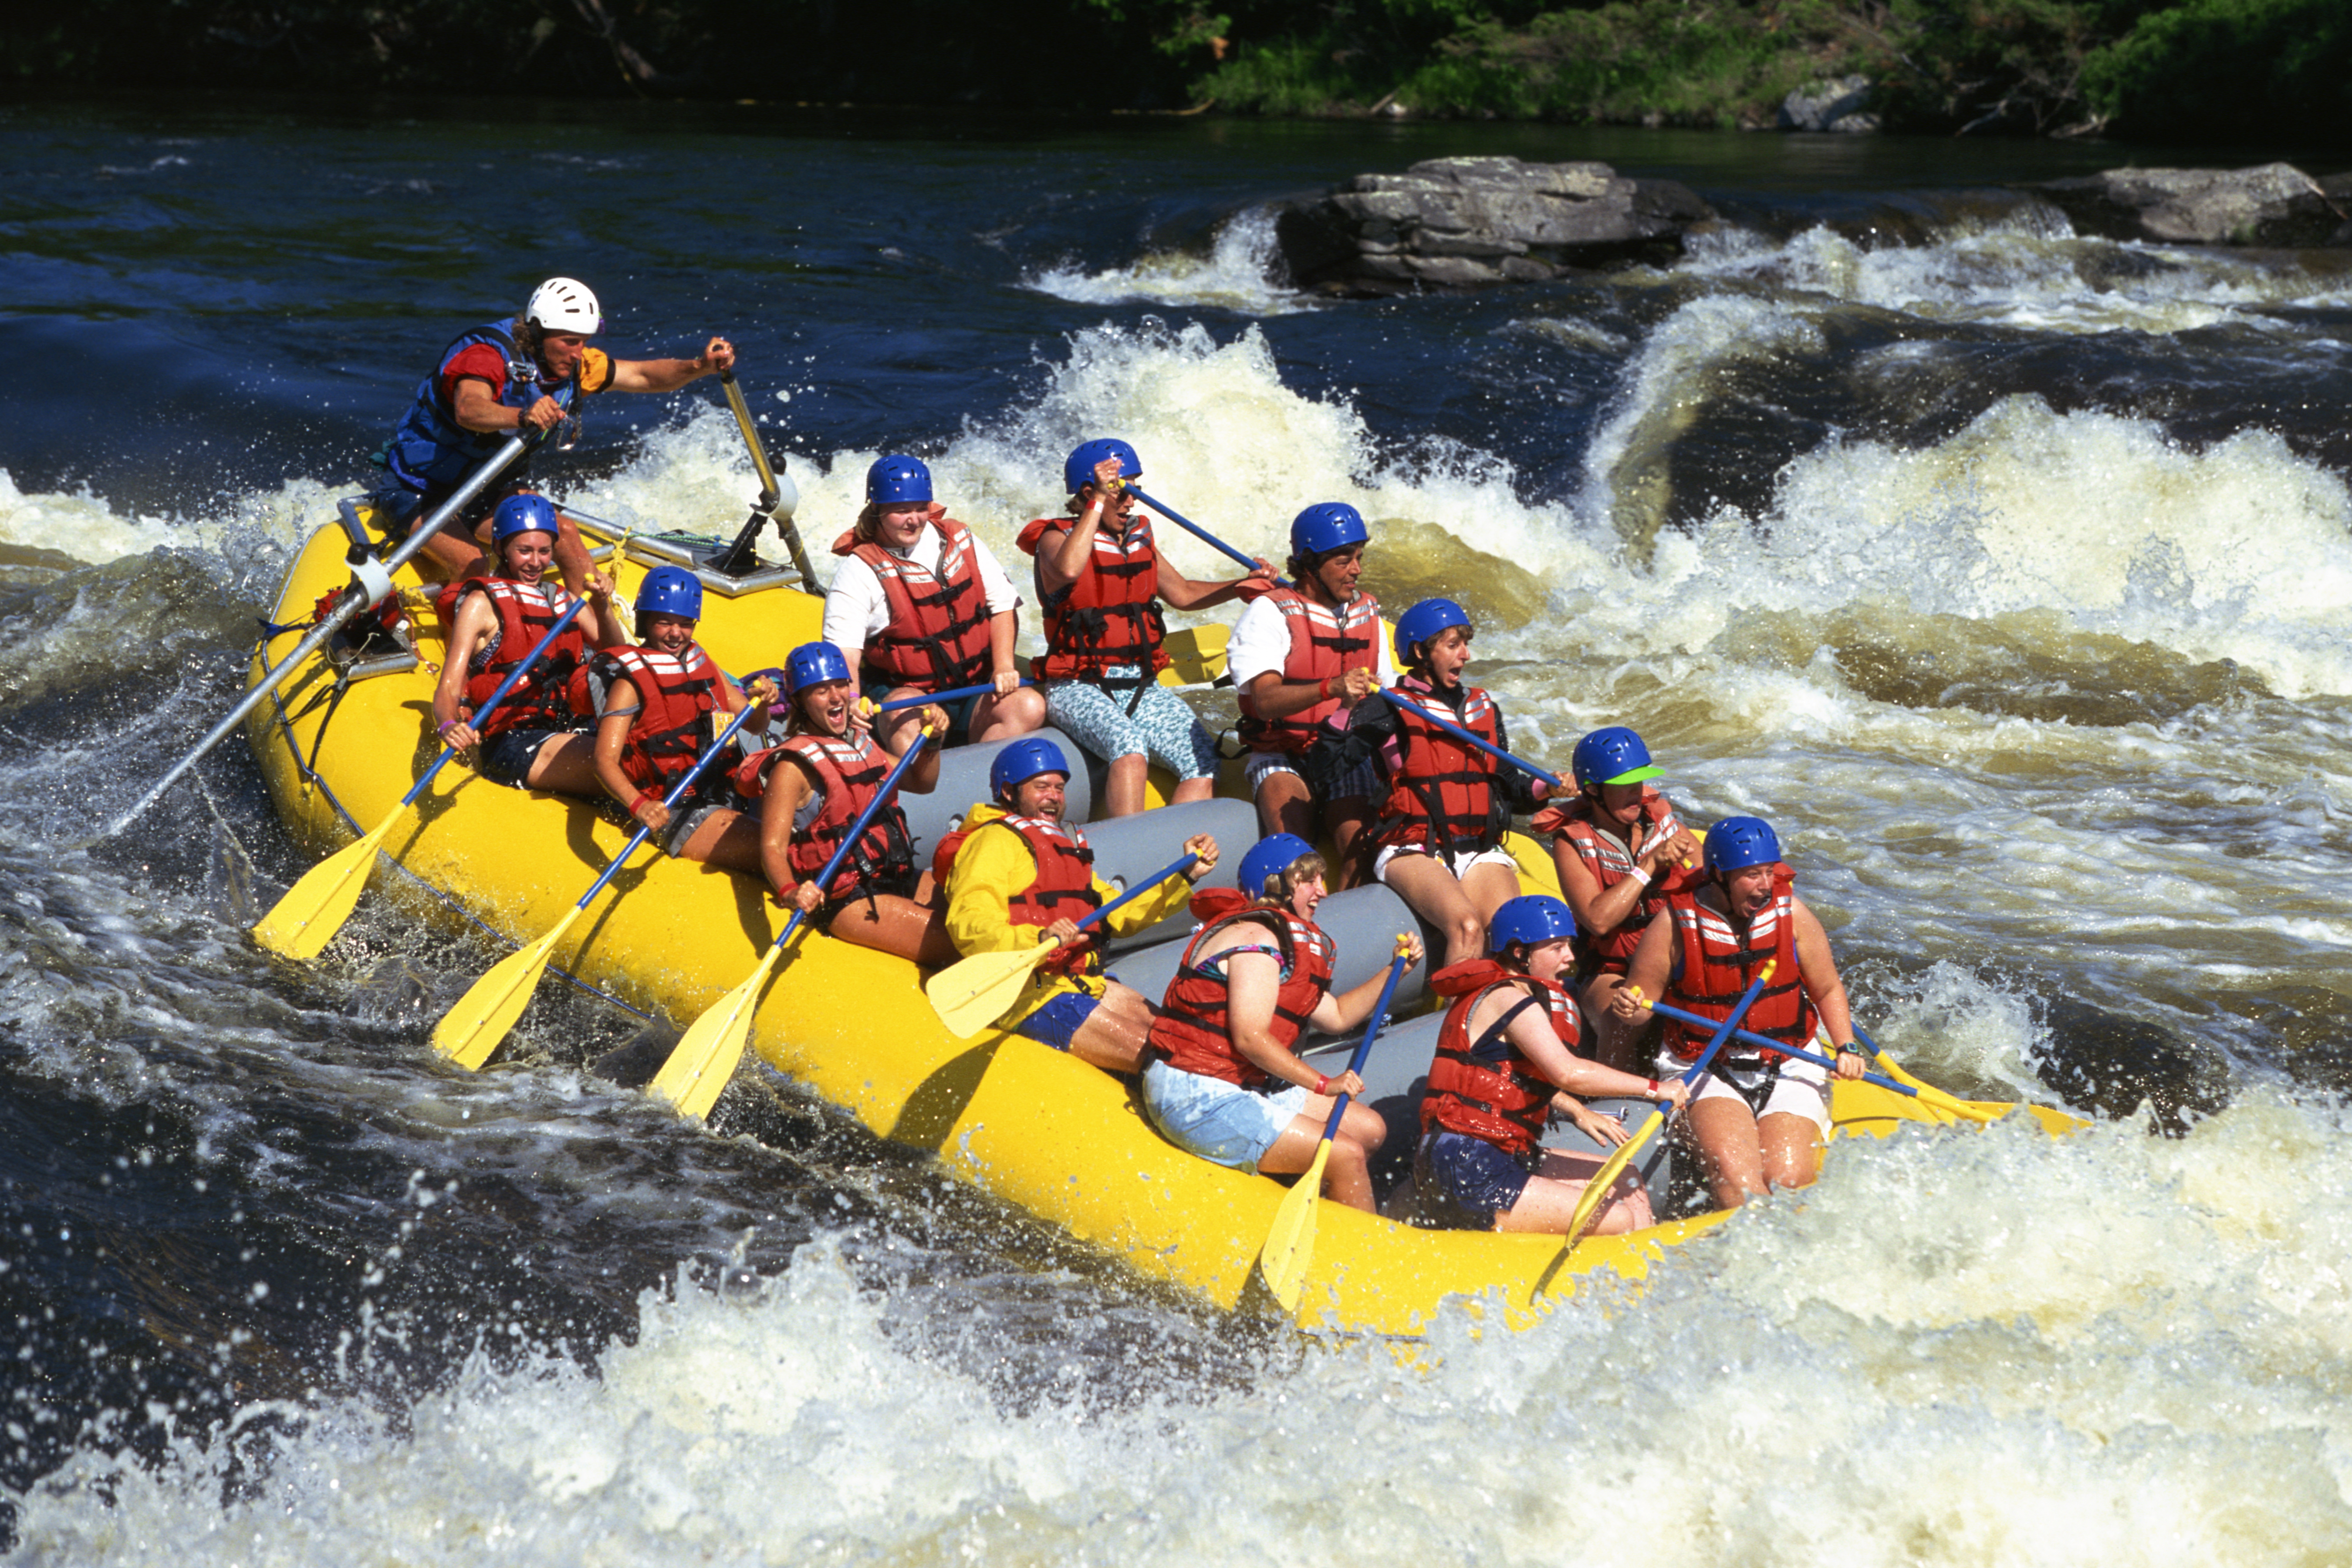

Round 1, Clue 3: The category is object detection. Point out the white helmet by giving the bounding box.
[526,277,603,335]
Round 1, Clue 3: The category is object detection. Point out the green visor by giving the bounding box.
[1602,764,1664,786]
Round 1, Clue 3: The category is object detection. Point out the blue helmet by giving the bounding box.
[1239,833,1319,900]
[990,737,1071,801]
[1393,597,1472,666]
[1572,726,1663,791]
[1705,816,1782,875]
[1064,438,1142,497]
[636,565,703,624]
[867,454,933,506]
[1489,894,1578,956]
[490,493,559,546]
[784,640,851,693]
[1290,502,1368,561]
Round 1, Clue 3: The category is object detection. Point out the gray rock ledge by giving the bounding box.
[1274,155,1713,297]
[2033,163,2351,247]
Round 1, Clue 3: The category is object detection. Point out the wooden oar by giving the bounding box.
[111,433,534,836]
[1561,962,1776,1245]
[430,703,765,1071]
[649,724,941,1119]
[924,852,1199,1036]
[1254,940,1414,1316]
[1122,486,1264,574]
[250,595,592,960]
[1635,1000,2001,1122]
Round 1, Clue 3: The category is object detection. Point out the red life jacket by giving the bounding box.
[436,576,586,737]
[733,732,916,899]
[831,509,994,690]
[1235,587,1384,754]
[1016,512,1170,681]
[935,809,1102,979]
[576,644,727,794]
[1662,868,1817,1063]
[1533,787,1698,977]
[1374,675,1507,858]
[1147,888,1337,1088]
[1420,960,1574,1154]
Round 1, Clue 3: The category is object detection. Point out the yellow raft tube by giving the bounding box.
[245,513,2072,1337]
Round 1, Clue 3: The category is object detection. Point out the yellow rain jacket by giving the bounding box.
[944,803,1193,1027]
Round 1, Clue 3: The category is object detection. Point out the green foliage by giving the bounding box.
[2081,0,2352,140]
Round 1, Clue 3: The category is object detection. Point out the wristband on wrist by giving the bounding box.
[1627,865,1652,888]
[1645,1078,1662,1098]
[1836,1042,1864,1056]
[632,791,660,816]
[1314,1073,1329,1095]
[437,719,460,735]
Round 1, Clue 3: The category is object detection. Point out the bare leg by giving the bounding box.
[550,513,593,596]
[1327,798,1372,886]
[1170,774,1215,804]
[412,524,490,584]
[1685,1094,1771,1210]
[969,686,1048,743]
[676,807,765,875]
[521,733,605,798]
[1060,980,1157,1074]
[1378,852,1486,966]
[824,890,959,966]
[1759,1111,1825,1192]
[1256,1100,1388,1212]
[1255,768,1314,839]
[1495,1148,1655,1236]
[1102,753,1149,818]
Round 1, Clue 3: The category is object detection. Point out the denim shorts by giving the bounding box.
[1043,671,1219,781]
[1141,1058,1311,1172]
[1416,1128,1539,1230]
[477,726,572,788]
[1018,989,1101,1052]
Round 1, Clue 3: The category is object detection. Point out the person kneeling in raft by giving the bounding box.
[735,640,959,967]
[938,738,1218,1071]
[432,494,628,795]
[578,564,774,873]
[1417,895,1686,1236]
[1142,833,1423,1213]
[1531,726,1703,1073]
[824,454,1046,755]
[1349,598,1551,966]
[1018,439,1276,819]
[1611,816,1865,1210]
[1231,503,1391,873]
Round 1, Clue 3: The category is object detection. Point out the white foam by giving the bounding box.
[1025,206,1304,316]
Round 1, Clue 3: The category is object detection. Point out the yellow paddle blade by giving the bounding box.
[1161,624,1229,687]
[649,944,784,1119]
[1254,1137,1333,1315]
[1869,1054,2014,1127]
[923,942,1054,1037]
[250,811,396,960]
[1564,1106,1665,1244]
[431,909,581,1071]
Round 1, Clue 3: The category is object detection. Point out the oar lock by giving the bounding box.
[344,541,396,609]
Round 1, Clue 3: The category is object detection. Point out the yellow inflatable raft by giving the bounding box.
[244,511,2071,1337]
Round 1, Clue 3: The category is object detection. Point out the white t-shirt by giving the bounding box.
[1227,591,1395,690]
[821,521,1024,655]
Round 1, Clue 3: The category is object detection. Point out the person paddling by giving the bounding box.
[1416,896,1686,1236]
[736,640,957,966]
[1142,833,1423,1213]
[1230,503,1392,870]
[823,454,1046,753]
[1351,598,1551,964]
[937,738,1218,1071]
[1017,439,1276,818]
[1532,726,1703,1070]
[430,494,625,795]
[1611,816,1865,1210]
[375,277,737,591]
[580,565,772,872]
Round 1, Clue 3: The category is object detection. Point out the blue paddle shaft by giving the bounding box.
[410,593,592,809]
[873,679,1032,713]
[1316,951,1413,1141]
[770,731,936,953]
[572,700,764,912]
[1643,998,1916,1099]
[1656,968,1777,1103]
[1073,852,1200,935]
[1123,487,1263,573]
[1382,690,1563,790]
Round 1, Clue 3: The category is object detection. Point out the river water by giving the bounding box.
[4,95,2352,1563]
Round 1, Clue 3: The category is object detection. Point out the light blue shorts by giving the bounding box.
[1141,1058,1311,1172]
[1043,670,1220,781]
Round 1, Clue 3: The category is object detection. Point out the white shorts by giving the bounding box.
[1663,1045,1832,1133]
[1373,844,1520,884]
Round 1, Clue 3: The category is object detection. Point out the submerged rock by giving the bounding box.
[2034,162,2349,247]
[1274,155,1711,297]
[1781,74,1879,134]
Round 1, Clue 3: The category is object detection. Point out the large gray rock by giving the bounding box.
[1274,155,1712,296]
[2034,163,2349,247]
[1780,74,1878,133]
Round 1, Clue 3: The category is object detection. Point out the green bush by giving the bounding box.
[2082,0,2352,140]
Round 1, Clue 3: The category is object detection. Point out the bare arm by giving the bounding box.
[1790,895,1860,1075]
[1154,551,1277,613]
[594,678,661,826]
[1487,987,1672,1102]
[1611,912,1677,1020]
[603,336,736,393]
[759,757,813,899]
[429,594,499,753]
[1245,665,1379,723]
[988,607,1023,693]
[1220,946,1329,1093]
[1036,519,1092,597]
[449,376,560,435]
[1304,933,1426,1034]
